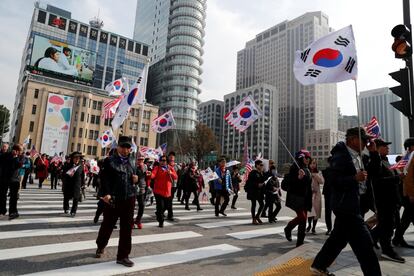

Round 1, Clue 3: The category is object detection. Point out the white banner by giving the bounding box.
[41,93,74,156]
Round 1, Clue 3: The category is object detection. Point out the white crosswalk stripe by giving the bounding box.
[196,216,292,229]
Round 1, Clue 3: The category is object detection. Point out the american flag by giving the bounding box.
[102,96,123,119]
[365,116,381,138]
[390,152,412,170]
[243,159,255,182]
[50,154,61,164]
[30,145,38,158]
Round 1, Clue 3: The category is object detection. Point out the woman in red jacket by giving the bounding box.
[36,154,49,189]
[151,155,178,227]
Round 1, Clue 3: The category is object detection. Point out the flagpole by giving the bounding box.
[278,136,300,169]
[174,128,183,158]
[136,100,146,150]
[354,80,364,156]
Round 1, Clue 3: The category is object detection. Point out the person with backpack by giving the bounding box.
[283,150,312,247]
[246,160,266,225]
[214,157,232,217]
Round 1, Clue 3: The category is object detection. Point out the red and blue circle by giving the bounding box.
[102,135,109,142]
[313,48,343,68]
[239,107,252,119]
[113,80,122,90]
[159,118,168,127]
[127,88,138,105]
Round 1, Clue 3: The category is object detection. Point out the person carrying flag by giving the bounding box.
[214,157,232,217]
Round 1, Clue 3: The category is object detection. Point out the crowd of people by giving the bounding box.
[1,127,414,273]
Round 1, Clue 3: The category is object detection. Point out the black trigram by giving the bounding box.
[245,101,251,106]
[345,57,356,73]
[239,120,247,126]
[232,112,238,118]
[334,36,350,47]
[253,109,258,115]
[301,48,311,62]
[304,69,322,77]
[136,76,143,84]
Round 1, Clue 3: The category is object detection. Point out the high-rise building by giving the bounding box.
[359,87,409,154]
[236,12,338,164]
[338,110,358,132]
[222,84,278,161]
[133,0,207,139]
[11,3,158,158]
[305,129,345,168]
[198,100,224,145]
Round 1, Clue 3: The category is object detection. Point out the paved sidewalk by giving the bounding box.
[253,233,414,276]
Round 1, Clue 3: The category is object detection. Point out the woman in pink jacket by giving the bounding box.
[151,155,178,227]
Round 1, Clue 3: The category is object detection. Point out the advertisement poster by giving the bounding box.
[41,93,74,156]
[27,35,96,86]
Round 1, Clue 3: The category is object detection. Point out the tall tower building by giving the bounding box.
[236,12,338,164]
[10,3,158,158]
[359,87,409,154]
[198,100,224,145]
[134,0,207,141]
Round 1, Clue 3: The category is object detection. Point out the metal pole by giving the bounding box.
[403,0,414,136]
[0,108,5,144]
[278,136,300,169]
[354,80,364,156]
[136,100,146,148]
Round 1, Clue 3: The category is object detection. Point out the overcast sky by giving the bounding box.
[0,0,409,116]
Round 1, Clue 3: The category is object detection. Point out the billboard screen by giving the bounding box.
[41,93,74,156]
[27,35,96,86]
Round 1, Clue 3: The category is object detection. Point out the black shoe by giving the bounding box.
[197,208,203,211]
[166,217,175,222]
[113,225,118,229]
[116,258,134,267]
[310,266,335,276]
[215,213,219,217]
[93,215,99,224]
[312,228,316,234]
[95,248,105,258]
[219,211,227,217]
[185,207,190,210]
[261,213,267,218]
[9,213,19,220]
[159,221,164,228]
[284,227,292,242]
[392,238,414,249]
[325,230,331,236]
[231,206,237,209]
[381,250,405,263]
[64,210,68,214]
[306,225,311,233]
[70,213,76,217]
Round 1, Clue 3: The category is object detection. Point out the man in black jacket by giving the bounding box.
[311,127,381,276]
[95,136,138,267]
[368,139,405,263]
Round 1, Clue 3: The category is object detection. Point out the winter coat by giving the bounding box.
[2,153,23,184]
[183,168,200,192]
[403,153,414,198]
[35,158,49,179]
[63,163,85,200]
[285,163,312,212]
[214,167,232,191]
[151,165,178,198]
[100,153,137,201]
[136,164,148,195]
[308,172,324,219]
[246,169,265,200]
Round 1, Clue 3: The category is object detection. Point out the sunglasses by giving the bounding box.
[160,159,167,162]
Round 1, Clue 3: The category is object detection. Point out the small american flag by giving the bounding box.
[102,96,123,119]
[365,116,381,138]
[243,159,255,182]
[390,152,412,170]
[30,145,38,158]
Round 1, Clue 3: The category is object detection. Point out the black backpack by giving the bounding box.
[281,173,290,191]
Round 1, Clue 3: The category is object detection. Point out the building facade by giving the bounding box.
[11,3,157,158]
[134,0,207,136]
[338,111,358,132]
[359,87,409,154]
[305,129,345,168]
[222,84,278,161]
[236,12,338,164]
[197,100,224,145]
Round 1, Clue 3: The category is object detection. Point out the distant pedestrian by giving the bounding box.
[306,158,323,234]
[134,155,150,229]
[214,157,232,217]
[264,164,282,223]
[62,152,85,217]
[246,160,266,225]
[35,154,49,188]
[230,166,242,209]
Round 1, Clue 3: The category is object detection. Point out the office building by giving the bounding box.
[359,87,409,154]
[305,129,345,168]
[11,3,158,158]
[198,100,224,145]
[222,84,278,160]
[134,0,207,139]
[338,110,358,132]
[236,12,338,164]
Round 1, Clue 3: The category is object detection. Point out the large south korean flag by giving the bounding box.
[294,25,357,85]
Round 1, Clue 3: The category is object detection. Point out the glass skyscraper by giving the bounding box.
[134,0,207,138]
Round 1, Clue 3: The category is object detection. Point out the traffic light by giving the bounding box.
[391,24,412,59]
[389,68,412,118]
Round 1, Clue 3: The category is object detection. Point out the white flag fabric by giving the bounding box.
[23,135,30,146]
[224,95,262,132]
[200,167,219,184]
[293,25,357,85]
[151,110,176,133]
[131,139,138,153]
[89,159,100,175]
[104,77,128,96]
[111,66,148,130]
[97,128,115,148]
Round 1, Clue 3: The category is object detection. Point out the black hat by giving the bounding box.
[346,127,373,141]
[374,138,392,147]
[404,138,414,149]
[118,136,132,148]
[70,151,83,158]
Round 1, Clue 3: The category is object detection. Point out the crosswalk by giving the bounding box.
[0,181,328,275]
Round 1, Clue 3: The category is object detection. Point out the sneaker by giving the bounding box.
[284,227,292,242]
[310,266,335,276]
[9,213,19,220]
[95,248,105,258]
[231,206,237,209]
[219,211,227,217]
[116,258,134,267]
[137,223,143,229]
[381,251,405,263]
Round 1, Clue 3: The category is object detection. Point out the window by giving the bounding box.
[34,89,39,99]
[87,146,92,155]
[80,112,85,122]
[31,105,37,114]
[37,10,46,23]
[90,115,96,124]
[89,130,94,139]
[93,101,97,109]
[29,121,34,132]
[95,116,100,125]
[94,130,99,140]
[78,128,83,138]
[140,137,148,146]
[72,127,76,137]
[82,97,87,107]
[77,143,81,151]
[92,146,97,156]
[97,101,102,110]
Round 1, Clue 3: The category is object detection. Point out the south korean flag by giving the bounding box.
[224,95,262,132]
[294,25,358,85]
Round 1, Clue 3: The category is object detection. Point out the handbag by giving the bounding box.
[365,214,378,230]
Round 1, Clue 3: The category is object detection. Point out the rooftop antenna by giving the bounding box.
[89,8,104,29]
